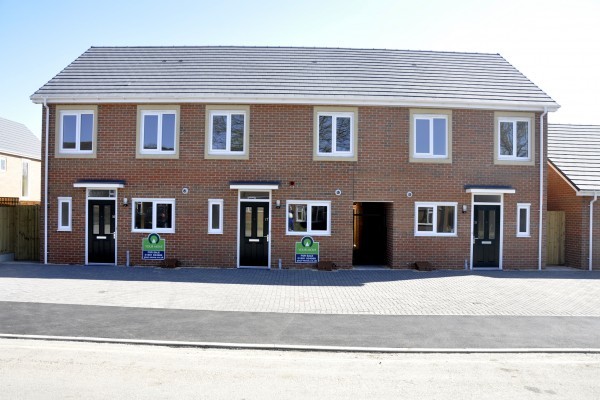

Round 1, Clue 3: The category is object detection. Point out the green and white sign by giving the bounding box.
[142,233,166,260]
[295,236,319,263]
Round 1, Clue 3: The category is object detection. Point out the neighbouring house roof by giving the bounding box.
[548,124,600,192]
[0,117,41,160]
[30,46,559,112]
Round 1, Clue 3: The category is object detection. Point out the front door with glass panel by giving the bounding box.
[473,205,501,268]
[88,200,116,263]
[239,201,269,267]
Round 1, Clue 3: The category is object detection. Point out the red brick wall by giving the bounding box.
[40,104,545,269]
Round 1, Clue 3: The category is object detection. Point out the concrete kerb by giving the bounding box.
[2,334,600,354]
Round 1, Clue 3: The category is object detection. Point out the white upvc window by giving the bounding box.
[286,201,331,236]
[414,202,457,236]
[0,157,6,172]
[209,110,247,155]
[498,117,531,161]
[317,112,354,157]
[132,198,176,233]
[57,197,72,231]
[413,114,448,158]
[208,199,224,234]
[140,110,177,154]
[517,203,531,237]
[21,160,29,198]
[59,110,95,153]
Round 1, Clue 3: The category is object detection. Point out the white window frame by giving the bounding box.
[59,110,95,154]
[0,157,6,172]
[517,203,531,237]
[286,200,331,236]
[131,198,176,233]
[208,199,224,234]
[316,112,354,157]
[414,202,458,237]
[413,114,448,158]
[498,117,531,161]
[208,110,248,155]
[57,197,72,231]
[140,110,177,155]
[21,160,29,199]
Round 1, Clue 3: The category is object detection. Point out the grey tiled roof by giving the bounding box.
[0,117,41,160]
[548,124,600,192]
[31,46,558,111]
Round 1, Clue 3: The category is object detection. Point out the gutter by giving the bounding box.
[43,99,49,265]
[590,193,598,271]
[538,107,548,270]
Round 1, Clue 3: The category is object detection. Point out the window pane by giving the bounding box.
[104,205,111,234]
[63,115,77,149]
[417,207,433,231]
[474,195,501,203]
[230,114,244,152]
[61,202,69,227]
[289,204,307,232]
[22,162,28,197]
[257,207,264,237]
[135,202,153,230]
[161,113,175,151]
[80,114,93,151]
[415,119,430,154]
[156,203,172,229]
[489,210,496,240]
[311,205,328,231]
[211,203,221,230]
[519,208,528,233]
[432,118,446,156]
[500,122,513,156]
[143,115,159,150]
[336,117,351,152]
[516,121,529,158]
[88,189,111,198]
[93,205,100,234]
[318,116,332,153]
[245,207,252,237]
[477,209,485,238]
[241,191,269,200]
[212,115,227,150]
[437,206,454,233]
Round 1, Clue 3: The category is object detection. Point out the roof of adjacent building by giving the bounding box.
[0,117,41,160]
[548,124,600,192]
[31,46,558,111]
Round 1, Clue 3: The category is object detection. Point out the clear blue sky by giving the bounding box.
[1,0,599,138]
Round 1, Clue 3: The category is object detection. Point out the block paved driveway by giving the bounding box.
[1,263,599,317]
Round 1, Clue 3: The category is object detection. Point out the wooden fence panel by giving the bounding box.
[0,205,39,261]
[547,211,565,265]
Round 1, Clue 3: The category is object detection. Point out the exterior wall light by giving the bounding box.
[275,200,281,209]
[123,197,128,207]
[462,204,468,213]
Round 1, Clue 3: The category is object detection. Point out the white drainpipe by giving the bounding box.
[43,99,49,264]
[538,108,548,270]
[590,192,598,271]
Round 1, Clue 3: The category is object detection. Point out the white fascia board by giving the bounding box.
[0,149,41,161]
[31,94,560,112]
[73,182,125,189]
[230,184,279,190]
[466,188,516,194]
[577,190,600,197]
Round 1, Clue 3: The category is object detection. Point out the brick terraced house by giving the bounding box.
[31,46,559,269]
[548,124,600,270]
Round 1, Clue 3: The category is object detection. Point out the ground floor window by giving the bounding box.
[132,198,175,233]
[208,199,223,234]
[57,197,72,231]
[517,203,530,237]
[415,202,457,236]
[287,201,331,235]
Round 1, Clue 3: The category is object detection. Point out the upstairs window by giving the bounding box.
[413,115,448,158]
[209,110,247,155]
[140,111,177,154]
[499,118,531,161]
[317,112,353,156]
[59,110,95,154]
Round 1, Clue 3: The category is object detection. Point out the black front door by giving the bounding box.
[473,205,501,268]
[88,200,116,264]
[239,202,269,267]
